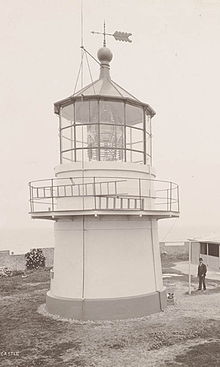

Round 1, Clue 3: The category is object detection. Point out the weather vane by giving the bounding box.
[91,22,132,46]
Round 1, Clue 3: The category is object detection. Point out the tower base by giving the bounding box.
[46,289,167,321]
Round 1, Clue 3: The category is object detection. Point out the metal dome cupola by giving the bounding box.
[97,46,112,79]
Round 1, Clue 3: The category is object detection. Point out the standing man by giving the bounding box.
[197,257,207,291]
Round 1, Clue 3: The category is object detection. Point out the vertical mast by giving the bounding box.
[80,0,84,88]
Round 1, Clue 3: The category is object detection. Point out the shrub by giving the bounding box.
[25,248,46,270]
[11,270,25,277]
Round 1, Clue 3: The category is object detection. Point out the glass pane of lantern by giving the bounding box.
[131,126,143,151]
[62,126,73,152]
[62,150,73,163]
[98,101,125,161]
[75,125,88,150]
[126,126,132,149]
[100,124,124,161]
[126,104,144,127]
[62,103,74,123]
[87,124,99,149]
[75,100,99,124]
[132,151,143,163]
[86,101,99,158]
[76,125,83,148]
[86,148,99,162]
[126,127,143,153]
[75,100,89,123]
[100,101,124,125]
[146,114,151,136]
[145,153,151,165]
[146,133,151,158]
[76,149,83,162]
[89,100,98,123]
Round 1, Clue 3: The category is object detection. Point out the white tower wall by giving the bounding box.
[47,215,166,320]
[50,216,163,300]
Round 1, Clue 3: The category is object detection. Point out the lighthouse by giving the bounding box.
[29,44,179,320]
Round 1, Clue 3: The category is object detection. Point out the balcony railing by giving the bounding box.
[29,176,179,215]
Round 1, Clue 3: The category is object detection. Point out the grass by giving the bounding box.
[1,258,220,366]
[168,341,220,367]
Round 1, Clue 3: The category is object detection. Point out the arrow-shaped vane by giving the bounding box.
[113,31,132,43]
[91,23,132,46]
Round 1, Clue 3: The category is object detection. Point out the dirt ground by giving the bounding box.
[1,255,220,367]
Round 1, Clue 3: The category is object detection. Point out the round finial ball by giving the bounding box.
[97,47,113,63]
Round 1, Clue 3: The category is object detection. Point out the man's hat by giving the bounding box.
[199,257,203,261]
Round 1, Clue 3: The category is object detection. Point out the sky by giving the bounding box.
[0,0,220,252]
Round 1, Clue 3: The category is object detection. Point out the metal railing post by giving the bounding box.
[93,177,97,210]
[59,111,63,164]
[169,182,172,211]
[51,179,54,212]
[139,178,143,210]
[177,185,180,212]
[188,241,192,295]
[29,183,33,213]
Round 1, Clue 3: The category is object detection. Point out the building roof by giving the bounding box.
[54,46,155,117]
[191,235,220,245]
[72,77,141,101]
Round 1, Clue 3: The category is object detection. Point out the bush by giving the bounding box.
[11,270,25,277]
[25,248,46,270]
[0,267,12,277]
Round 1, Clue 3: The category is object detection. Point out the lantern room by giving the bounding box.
[54,47,155,165]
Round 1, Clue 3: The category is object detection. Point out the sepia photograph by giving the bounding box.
[0,0,220,366]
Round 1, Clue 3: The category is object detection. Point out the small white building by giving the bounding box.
[191,238,220,271]
[29,45,179,320]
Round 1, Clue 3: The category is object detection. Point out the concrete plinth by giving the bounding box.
[46,289,167,320]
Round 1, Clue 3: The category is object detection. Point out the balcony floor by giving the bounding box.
[30,209,180,220]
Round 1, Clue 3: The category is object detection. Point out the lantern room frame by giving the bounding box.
[54,95,155,166]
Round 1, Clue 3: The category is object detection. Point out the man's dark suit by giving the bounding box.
[198,263,207,290]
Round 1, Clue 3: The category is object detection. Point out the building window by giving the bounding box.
[200,243,207,255]
[208,243,219,257]
[200,243,219,257]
